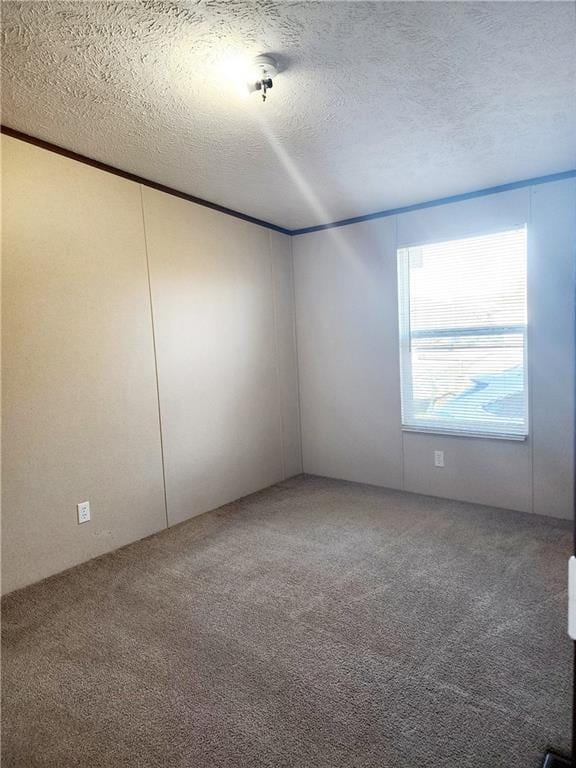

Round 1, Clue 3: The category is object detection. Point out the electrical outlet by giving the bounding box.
[77,501,91,524]
[434,450,445,468]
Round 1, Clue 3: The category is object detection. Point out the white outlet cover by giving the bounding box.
[434,450,445,468]
[77,501,91,524]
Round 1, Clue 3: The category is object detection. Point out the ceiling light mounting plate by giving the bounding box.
[251,54,279,102]
[253,54,278,79]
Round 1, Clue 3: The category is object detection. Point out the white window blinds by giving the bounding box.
[397,226,528,439]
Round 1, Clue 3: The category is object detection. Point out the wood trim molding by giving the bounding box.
[291,169,576,235]
[0,125,292,235]
[4,124,575,237]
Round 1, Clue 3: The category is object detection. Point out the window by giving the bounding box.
[397,226,528,439]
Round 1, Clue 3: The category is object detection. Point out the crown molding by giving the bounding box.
[0,125,291,235]
[3,125,575,238]
[291,170,576,235]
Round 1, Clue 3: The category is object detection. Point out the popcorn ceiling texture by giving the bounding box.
[2,1,575,230]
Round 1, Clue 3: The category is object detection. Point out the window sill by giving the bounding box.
[401,427,528,442]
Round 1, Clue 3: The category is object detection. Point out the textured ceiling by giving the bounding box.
[2,1,575,230]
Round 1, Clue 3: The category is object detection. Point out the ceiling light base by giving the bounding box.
[250,55,279,101]
[253,54,278,80]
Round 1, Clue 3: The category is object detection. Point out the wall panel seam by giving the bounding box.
[268,230,287,480]
[290,235,305,474]
[395,215,406,492]
[139,185,169,529]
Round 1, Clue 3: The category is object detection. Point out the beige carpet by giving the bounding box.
[1,474,572,767]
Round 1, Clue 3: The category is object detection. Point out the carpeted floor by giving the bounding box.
[1,474,572,767]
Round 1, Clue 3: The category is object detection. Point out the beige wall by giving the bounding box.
[292,218,403,489]
[1,136,301,593]
[142,187,301,525]
[1,136,167,594]
[293,180,576,518]
[3,131,573,595]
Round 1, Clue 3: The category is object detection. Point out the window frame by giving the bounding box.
[396,225,529,442]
